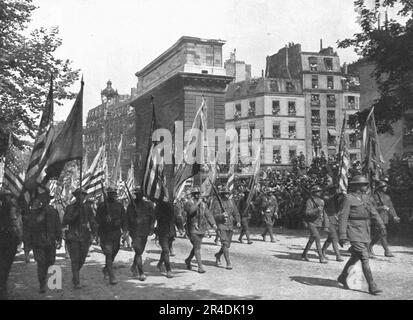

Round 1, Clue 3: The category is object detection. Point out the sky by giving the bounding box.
[30,0,365,122]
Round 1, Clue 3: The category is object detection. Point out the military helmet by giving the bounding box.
[377,181,388,189]
[72,188,87,197]
[311,185,323,193]
[349,175,369,185]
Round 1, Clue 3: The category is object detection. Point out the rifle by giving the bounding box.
[124,181,139,216]
[208,177,226,214]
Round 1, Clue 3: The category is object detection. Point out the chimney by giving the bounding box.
[320,39,323,51]
[285,45,289,70]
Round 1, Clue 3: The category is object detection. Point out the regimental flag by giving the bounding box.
[200,162,217,198]
[2,136,25,197]
[24,76,55,192]
[142,100,169,203]
[126,160,135,191]
[362,107,384,183]
[338,113,349,194]
[226,165,235,199]
[173,98,206,197]
[82,144,105,198]
[243,137,262,216]
[44,79,84,181]
[111,134,123,187]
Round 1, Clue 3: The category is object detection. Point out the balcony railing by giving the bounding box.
[310,100,320,107]
[327,100,336,108]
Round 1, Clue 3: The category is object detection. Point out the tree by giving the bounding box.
[0,0,80,154]
[338,0,413,133]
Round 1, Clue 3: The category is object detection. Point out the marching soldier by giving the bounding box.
[258,187,279,242]
[238,189,253,244]
[28,190,62,293]
[211,187,241,270]
[63,188,97,289]
[321,186,344,262]
[0,189,22,300]
[174,198,186,236]
[370,180,400,257]
[155,201,176,278]
[184,187,217,273]
[96,187,128,285]
[337,175,386,295]
[126,187,155,281]
[301,185,330,263]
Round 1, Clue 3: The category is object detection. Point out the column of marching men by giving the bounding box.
[0,173,401,298]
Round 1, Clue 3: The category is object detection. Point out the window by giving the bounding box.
[288,102,296,116]
[272,101,280,115]
[327,76,334,89]
[327,110,336,127]
[273,123,281,138]
[312,75,319,89]
[312,130,321,147]
[327,94,336,108]
[288,122,297,139]
[324,58,333,71]
[286,82,295,92]
[248,101,256,116]
[234,104,241,119]
[328,131,336,146]
[273,148,281,164]
[249,123,255,139]
[311,94,320,107]
[289,149,297,163]
[309,57,318,71]
[349,133,358,149]
[347,96,357,109]
[348,114,358,129]
[311,110,320,125]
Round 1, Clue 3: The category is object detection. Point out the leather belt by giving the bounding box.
[348,216,369,221]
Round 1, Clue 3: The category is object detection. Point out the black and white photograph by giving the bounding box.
[1,0,413,305]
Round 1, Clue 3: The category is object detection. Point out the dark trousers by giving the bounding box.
[340,242,378,290]
[158,235,174,272]
[67,240,90,285]
[370,225,391,254]
[262,222,274,241]
[239,217,251,242]
[302,225,323,260]
[187,233,204,267]
[0,234,18,300]
[322,224,341,258]
[216,229,233,266]
[131,236,148,275]
[101,237,121,276]
[33,245,56,287]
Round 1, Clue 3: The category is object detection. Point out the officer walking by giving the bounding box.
[321,186,344,262]
[96,187,128,285]
[259,187,279,242]
[238,188,253,244]
[370,180,400,257]
[301,185,330,263]
[0,189,22,300]
[337,175,386,295]
[126,186,155,281]
[211,187,241,270]
[28,190,62,293]
[63,188,97,289]
[184,187,217,273]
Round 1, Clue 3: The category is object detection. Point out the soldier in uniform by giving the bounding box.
[321,186,344,261]
[127,186,155,281]
[96,187,128,285]
[155,201,176,278]
[174,199,185,236]
[238,189,253,244]
[337,175,386,295]
[370,180,400,257]
[258,187,279,242]
[301,185,330,263]
[63,188,97,289]
[184,187,217,273]
[211,187,241,270]
[28,191,62,293]
[0,189,22,300]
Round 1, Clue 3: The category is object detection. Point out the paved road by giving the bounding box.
[7,228,413,300]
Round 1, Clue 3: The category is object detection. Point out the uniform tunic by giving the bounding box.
[373,191,397,225]
[211,198,240,246]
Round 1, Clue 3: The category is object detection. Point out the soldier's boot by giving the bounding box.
[362,261,382,295]
[337,256,358,289]
[37,264,47,293]
[316,241,328,264]
[238,232,244,243]
[72,270,82,289]
[135,255,146,281]
[105,256,118,285]
[0,285,7,300]
[246,232,253,245]
[215,250,223,267]
[382,237,394,257]
[321,240,330,259]
[301,240,312,261]
[369,242,376,258]
[194,249,206,273]
[331,240,343,261]
[185,249,194,270]
[102,266,109,280]
[24,250,31,263]
[222,247,232,270]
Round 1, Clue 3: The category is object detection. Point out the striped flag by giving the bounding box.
[2,136,25,197]
[82,145,106,197]
[142,99,169,203]
[111,134,123,187]
[24,76,55,191]
[243,136,262,216]
[338,114,349,194]
[126,160,135,191]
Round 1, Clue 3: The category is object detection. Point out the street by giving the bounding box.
[7,228,413,300]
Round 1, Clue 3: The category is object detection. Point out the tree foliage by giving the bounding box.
[0,0,80,154]
[338,0,413,133]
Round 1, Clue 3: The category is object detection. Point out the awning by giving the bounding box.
[328,129,338,136]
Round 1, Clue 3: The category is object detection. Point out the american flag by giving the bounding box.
[126,160,135,191]
[2,136,25,197]
[142,99,169,203]
[111,134,123,187]
[82,145,106,198]
[338,114,349,194]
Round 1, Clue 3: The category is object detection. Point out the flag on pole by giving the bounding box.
[173,97,206,197]
[338,113,349,194]
[2,135,25,197]
[243,137,262,216]
[44,79,84,181]
[111,134,123,187]
[126,160,135,191]
[142,98,169,203]
[362,106,384,183]
[24,76,55,192]
[82,144,105,197]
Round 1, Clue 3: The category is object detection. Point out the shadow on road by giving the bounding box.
[290,276,340,289]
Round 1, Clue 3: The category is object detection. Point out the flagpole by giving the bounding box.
[79,76,84,193]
